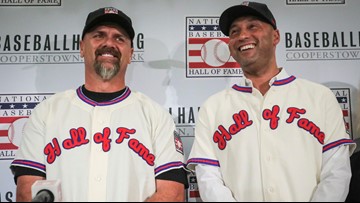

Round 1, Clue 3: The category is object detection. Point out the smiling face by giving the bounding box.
[80,25,134,82]
[227,16,279,75]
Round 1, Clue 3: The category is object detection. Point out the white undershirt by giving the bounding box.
[195,145,351,202]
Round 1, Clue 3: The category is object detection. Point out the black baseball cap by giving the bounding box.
[219,1,277,36]
[82,7,135,41]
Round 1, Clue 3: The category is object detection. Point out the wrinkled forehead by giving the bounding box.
[85,23,131,38]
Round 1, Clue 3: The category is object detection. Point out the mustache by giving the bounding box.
[95,47,121,58]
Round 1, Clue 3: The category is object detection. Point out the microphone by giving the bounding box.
[31,180,61,202]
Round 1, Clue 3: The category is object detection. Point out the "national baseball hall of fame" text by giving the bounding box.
[186,17,243,78]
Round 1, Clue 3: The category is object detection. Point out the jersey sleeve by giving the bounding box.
[322,88,356,154]
[10,100,48,174]
[156,168,189,188]
[186,100,220,171]
[151,104,186,176]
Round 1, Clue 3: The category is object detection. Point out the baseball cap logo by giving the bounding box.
[82,7,135,41]
[104,7,119,14]
[241,1,250,6]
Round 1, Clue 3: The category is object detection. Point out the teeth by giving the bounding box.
[240,44,255,51]
[101,53,114,57]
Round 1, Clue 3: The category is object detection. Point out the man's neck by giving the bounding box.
[244,67,281,95]
[81,85,127,102]
[84,76,126,93]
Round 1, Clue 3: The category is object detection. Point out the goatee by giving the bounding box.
[94,47,121,80]
[94,61,120,81]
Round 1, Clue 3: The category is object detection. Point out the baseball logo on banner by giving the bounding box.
[0,94,52,160]
[174,131,184,155]
[186,17,242,78]
[330,88,354,139]
[187,175,201,202]
[201,39,230,67]
[331,88,353,139]
[0,117,26,153]
[5,117,28,147]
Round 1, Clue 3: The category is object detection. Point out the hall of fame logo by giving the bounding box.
[187,174,201,202]
[174,131,184,155]
[186,17,243,78]
[331,88,353,139]
[0,93,52,160]
[0,0,62,6]
[286,0,345,5]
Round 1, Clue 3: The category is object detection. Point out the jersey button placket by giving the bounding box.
[267,186,276,199]
[266,155,271,162]
[95,176,102,182]
[88,106,110,201]
[260,102,278,201]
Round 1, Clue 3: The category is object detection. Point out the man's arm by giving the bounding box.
[195,164,236,202]
[16,175,45,202]
[311,145,352,202]
[145,179,185,202]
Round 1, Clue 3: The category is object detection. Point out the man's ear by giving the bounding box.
[80,40,84,58]
[273,29,280,46]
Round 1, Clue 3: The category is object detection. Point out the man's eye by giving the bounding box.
[230,29,238,36]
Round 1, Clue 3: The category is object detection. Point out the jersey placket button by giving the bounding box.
[95,176,102,182]
[266,155,271,162]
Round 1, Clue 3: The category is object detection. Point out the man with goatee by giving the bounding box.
[11,7,187,202]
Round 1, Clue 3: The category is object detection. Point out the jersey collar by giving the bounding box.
[76,86,132,106]
[233,68,296,93]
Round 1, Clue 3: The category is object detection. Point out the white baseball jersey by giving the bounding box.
[187,68,356,201]
[11,86,185,202]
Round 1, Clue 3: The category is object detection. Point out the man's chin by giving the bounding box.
[98,71,117,81]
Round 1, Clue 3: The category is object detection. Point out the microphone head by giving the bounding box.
[31,180,61,202]
[32,189,54,202]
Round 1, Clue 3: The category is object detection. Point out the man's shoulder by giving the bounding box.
[130,90,157,102]
[294,77,333,93]
[295,77,326,87]
[35,88,76,107]
[129,90,166,110]
[45,89,76,101]
[201,88,234,106]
